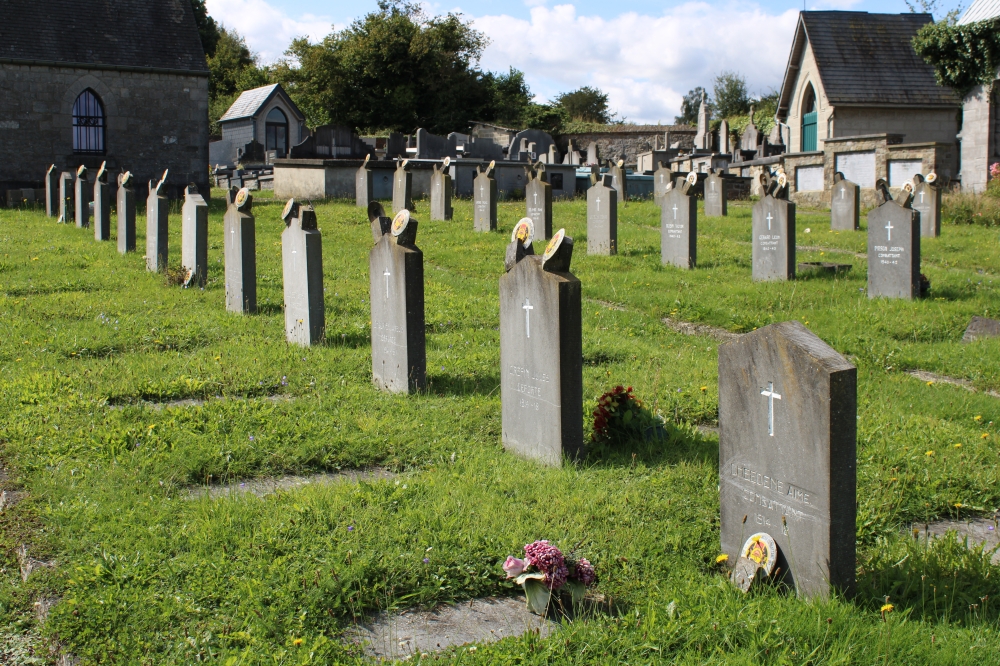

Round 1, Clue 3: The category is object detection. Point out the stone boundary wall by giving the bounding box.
[561,125,695,167]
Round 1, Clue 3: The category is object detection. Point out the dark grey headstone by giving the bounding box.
[830,176,860,231]
[93,169,111,241]
[608,162,627,202]
[525,173,552,240]
[499,232,582,466]
[356,165,373,209]
[867,199,920,300]
[653,163,673,205]
[704,172,728,217]
[370,213,426,393]
[912,181,941,238]
[752,195,796,281]
[661,185,697,269]
[58,172,73,223]
[474,168,497,232]
[74,168,91,229]
[182,186,209,287]
[282,201,325,346]
[962,316,1000,343]
[587,176,617,255]
[719,320,857,599]
[45,165,58,218]
[224,190,257,314]
[392,162,413,214]
[430,165,453,221]
[116,175,136,254]
[145,180,169,272]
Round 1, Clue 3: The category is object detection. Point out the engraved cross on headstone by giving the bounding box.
[383,267,391,299]
[885,220,893,241]
[595,195,601,212]
[672,203,678,219]
[766,212,773,230]
[840,186,846,200]
[760,381,782,436]
[522,298,533,338]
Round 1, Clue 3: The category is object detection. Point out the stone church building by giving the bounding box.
[956,0,1000,192]
[0,0,210,193]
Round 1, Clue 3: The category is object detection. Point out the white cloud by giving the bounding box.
[473,2,800,123]
[205,0,335,63]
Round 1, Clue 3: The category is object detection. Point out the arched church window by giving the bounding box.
[265,107,289,157]
[801,84,818,152]
[73,89,105,154]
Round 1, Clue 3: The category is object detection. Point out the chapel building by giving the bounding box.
[211,84,307,167]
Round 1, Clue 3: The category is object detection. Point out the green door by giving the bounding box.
[802,111,818,152]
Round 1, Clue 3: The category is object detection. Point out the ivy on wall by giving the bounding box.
[913,18,1000,97]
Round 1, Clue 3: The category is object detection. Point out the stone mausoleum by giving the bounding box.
[0,0,210,193]
[212,84,307,167]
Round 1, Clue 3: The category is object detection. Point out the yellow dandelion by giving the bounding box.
[926,380,934,386]
[954,443,962,448]
[292,638,303,647]
[984,433,990,439]
[716,554,729,564]
[700,386,708,392]
[955,503,963,508]
[974,415,982,421]
[925,450,935,456]
[881,603,894,613]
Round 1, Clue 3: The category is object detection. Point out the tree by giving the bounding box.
[713,71,751,119]
[913,16,1000,97]
[189,0,220,57]
[482,68,532,128]
[554,86,611,123]
[675,87,708,126]
[521,103,569,136]
[207,28,269,136]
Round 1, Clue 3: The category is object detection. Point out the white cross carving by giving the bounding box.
[522,298,533,338]
[479,182,484,198]
[885,220,894,241]
[840,187,845,199]
[672,204,678,219]
[383,267,390,299]
[919,191,925,203]
[595,195,601,212]
[766,212,773,230]
[710,180,715,191]
[533,190,538,205]
[660,174,664,183]
[760,382,782,437]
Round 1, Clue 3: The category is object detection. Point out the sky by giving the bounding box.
[204,0,969,124]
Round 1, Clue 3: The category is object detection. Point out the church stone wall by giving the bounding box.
[959,81,996,193]
[0,63,209,194]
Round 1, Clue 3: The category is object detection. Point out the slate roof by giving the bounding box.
[218,84,305,123]
[958,0,1000,24]
[777,12,959,120]
[0,0,207,74]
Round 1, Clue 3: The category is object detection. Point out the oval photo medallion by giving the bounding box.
[740,532,778,576]
[77,164,86,176]
[97,161,107,179]
[511,217,534,248]
[488,159,496,173]
[235,187,250,208]
[902,179,914,194]
[363,153,370,166]
[401,158,409,169]
[543,228,566,262]
[777,173,788,189]
[442,156,451,168]
[122,171,133,187]
[282,198,297,220]
[391,209,410,236]
[686,171,698,186]
[926,171,938,184]
[617,159,624,168]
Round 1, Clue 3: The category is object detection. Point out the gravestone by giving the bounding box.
[116,171,136,254]
[608,159,627,202]
[370,209,426,393]
[146,171,169,272]
[93,162,111,241]
[661,173,697,269]
[867,181,920,300]
[962,316,1000,343]
[704,170,728,217]
[473,161,497,232]
[585,142,599,165]
[282,199,325,345]
[356,154,373,208]
[430,157,453,221]
[653,162,673,204]
[830,172,859,231]
[58,171,74,223]
[525,162,552,239]
[224,187,257,314]
[44,165,58,217]
[587,175,617,255]
[752,173,795,281]
[182,184,209,287]
[74,165,91,229]
[719,320,857,599]
[392,159,413,214]
[499,227,582,466]
[719,119,731,155]
[910,174,941,238]
[694,92,711,150]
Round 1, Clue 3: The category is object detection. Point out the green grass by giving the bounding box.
[1,191,1000,663]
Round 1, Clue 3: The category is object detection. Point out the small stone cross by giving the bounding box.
[885,220,893,241]
[383,267,391,299]
[766,212,773,230]
[760,381,782,437]
[672,203,678,220]
[522,298,533,338]
[595,195,601,212]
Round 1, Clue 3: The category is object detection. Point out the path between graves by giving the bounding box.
[589,298,739,341]
[185,468,396,500]
[919,519,1000,564]
[905,370,1000,398]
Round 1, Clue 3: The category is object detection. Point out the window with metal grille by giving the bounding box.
[72,90,105,154]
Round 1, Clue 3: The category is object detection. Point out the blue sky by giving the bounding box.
[206,0,968,123]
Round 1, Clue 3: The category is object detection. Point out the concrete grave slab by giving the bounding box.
[356,157,373,209]
[74,166,91,229]
[912,179,941,238]
[44,165,58,218]
[526,164,552,239]
[474,163,498,232]
[93,163,111,241]
[58,171,73,223]
[393,160,413,214]
[704,171,728,217]
[430,161,453,221]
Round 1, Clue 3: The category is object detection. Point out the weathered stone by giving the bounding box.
[392,160,413,214]
[93,163,111,241]
[499,229,582,466]
[653,162,673,204]
[370,210,426,393]
[911,179,941,238]
[356,157,373,209]
[525,164,552,239]
[703,171,728,217]
[608,160,627,202]
[830,173,859,231]
[752,193,796,281]
[145,175,169,272]
[282,199,325,345]
[44,165,57,217]
[182,185,209,287]
[74,166,91,229]
[58,171,73,223]
[661,180,697,269]
[867,191,920,300]
[719,320,857,599]
[962,316,1000,343]
[587,175,617,255]
[430,161,453,221]
[116,172,136,254]
[224,188,257,313]
[474,163,497,232]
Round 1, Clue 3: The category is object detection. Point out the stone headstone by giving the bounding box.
[608,160,627,202]
[741,105,760,152]
[694,92,711,150]
[392,159,413,214]
[500,228,582,466]
[752,175,795,281]
[473,162,497,232]
[93,162,111,241]
[653,162,673,204]
[587,175,617,255]
[911,176,941,238]
[962,316,1000,343]
[117,172,136,254]
[282,199,325,345]
[225,187,257,314]
[525,164,552,239]
[58,171,74,222]
[370,209,426,393]
[74,166,91,229]
[719,320,857,599]
[182,184,209,287]
[44,165,58,218]
[719,119,731,155]
[661,176,697,269]
[830,173,859,231]
[704,171,727,217]
[867,187,920,300]
[146,174,169,272]
[585,142,599,165]
[356,156,373,209]
[430,160,453,221]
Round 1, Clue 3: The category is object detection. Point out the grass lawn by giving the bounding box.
[2,190,1000,664]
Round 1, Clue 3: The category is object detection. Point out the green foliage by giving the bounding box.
[481,68,532,128]
[188,0,220,57]
[712,71,751,119]
[943,189,1000,226]
[674,86,707,126]
[520,103,569,136]
[554,86,611,124]
[207,28,269,136]
[913,17,1000,97]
